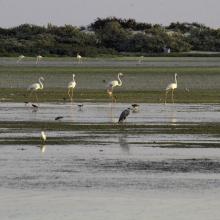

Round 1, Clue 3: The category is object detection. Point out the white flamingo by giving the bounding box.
[165,73,178,104]
[67,74,76,100]
[36,55,43,64]
[27,77,44,102]
[106,72,123,102]
[17,55,25,63]
[76,53,82,64]
[138,56,144,64]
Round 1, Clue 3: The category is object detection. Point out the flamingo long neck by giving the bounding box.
[174,75,177,85]
[39,78,44,89]
[118,74,122,86]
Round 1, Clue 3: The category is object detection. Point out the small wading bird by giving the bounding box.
[41,131,46,144]
[165,73,178,104]
[67,74,76,100]
[55,116,64,121]
[27,77,44,103]
[76,53,82,64]
[17,55,25,63]
[131,104,140,113]
[36,55,43,64]
[106,72,123,102]
[78,104,83,111]
[118,107,131,123]
[32,104,39,112]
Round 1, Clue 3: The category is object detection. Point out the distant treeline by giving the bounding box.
[0,17,220,57]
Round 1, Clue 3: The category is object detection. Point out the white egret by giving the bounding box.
[27,77,44,102]
[165,73,178,104]
[17,55,25,63]
[107,72,123,102]
[67,74,76,100]
[41,131,46,143]
[36,55,43,64]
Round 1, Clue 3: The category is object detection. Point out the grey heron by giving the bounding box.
[118,108,131,123]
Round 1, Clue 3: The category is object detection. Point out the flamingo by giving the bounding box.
[67,74,76,100]
[36,55,43,64]
[138,56,144,64]
[76,53,82,64]
[165,73,178,104]
[27,77,44,102]
[17,55,25,63]
[106,72,123,102]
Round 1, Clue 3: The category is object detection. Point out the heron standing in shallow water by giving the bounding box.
[27,77,44,103]
[165,73,178,104]
[107,72,123,103]
[118,108,131,123]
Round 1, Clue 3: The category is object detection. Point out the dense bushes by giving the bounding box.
[0,18,220,57]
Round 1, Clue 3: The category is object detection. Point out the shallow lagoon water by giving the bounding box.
[0,102,219,123]
[0,102,220,219]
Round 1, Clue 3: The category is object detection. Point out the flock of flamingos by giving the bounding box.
[16,54,178,142]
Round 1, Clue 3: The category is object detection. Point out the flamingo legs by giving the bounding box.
[171,89,174,104]
[107,88,117,103]
[29,90,39,103]
[165,89,175,104]
[68,88,74,101]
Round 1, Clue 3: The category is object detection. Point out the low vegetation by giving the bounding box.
[1,17,220,57]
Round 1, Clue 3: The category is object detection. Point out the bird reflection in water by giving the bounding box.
[40,144,46,153]
[170,111,177,125]
[118,133,130,153]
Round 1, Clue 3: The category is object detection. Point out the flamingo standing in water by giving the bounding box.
[76,53,82,64]
[36,55,43,64]
[67,74,76,101]
[106,72,123,102]
[17,55,25,63]
[165,73,178,104]
[27,76,44,102]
